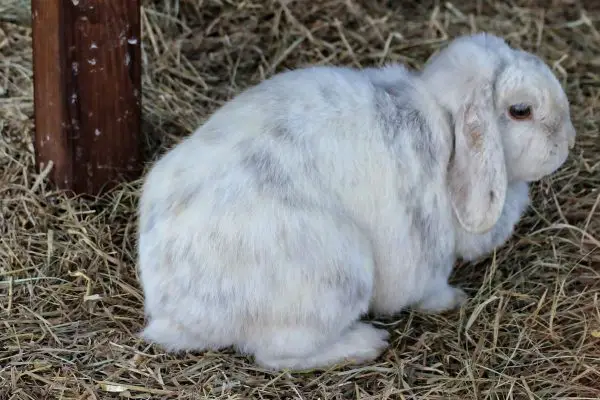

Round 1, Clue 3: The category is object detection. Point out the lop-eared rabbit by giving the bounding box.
[137,33,575,370]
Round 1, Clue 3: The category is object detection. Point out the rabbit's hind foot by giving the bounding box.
[251,322,389,371]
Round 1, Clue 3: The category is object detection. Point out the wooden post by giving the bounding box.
[31,0,142,195]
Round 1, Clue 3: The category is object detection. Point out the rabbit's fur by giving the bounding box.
[137,33,575,370]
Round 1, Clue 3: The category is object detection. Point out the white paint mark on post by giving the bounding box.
[94,129,101,136]
[87,58,97,65]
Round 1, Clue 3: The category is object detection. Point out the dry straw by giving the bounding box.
[1,0,599,399]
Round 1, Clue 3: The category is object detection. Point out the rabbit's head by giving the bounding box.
[421,33,575,234]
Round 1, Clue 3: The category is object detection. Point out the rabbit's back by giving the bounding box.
[139,66,414,234]
[141,64,453,222]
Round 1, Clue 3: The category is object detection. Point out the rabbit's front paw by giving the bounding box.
[414,285,468,314]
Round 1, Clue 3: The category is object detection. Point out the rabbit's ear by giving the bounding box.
[448,85,507,234]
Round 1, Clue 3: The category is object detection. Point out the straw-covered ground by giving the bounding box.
[1,1,599,399]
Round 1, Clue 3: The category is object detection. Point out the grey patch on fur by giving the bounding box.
[270,123,292,139]
[412,205,435,255]
[269,122,302,145]
[379,80,409,98]
[239,132,334,211]
[408,109,437,174]
[241,146,293,189]
[279,211,371,302]
[319,84,338,105]
[374,89,438,176]
[164,232,238,312]
[543,118,562,138]
[238,141,309,208]
[498,113,510,129]
[198,288,233,311]
[175,184,202,209]
[182,276,234,314]
[325,267,371,307]
[141,208,157,234]
[334,221,372,305]
[410,194,453,273]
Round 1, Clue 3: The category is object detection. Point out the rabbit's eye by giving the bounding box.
[508,104,532,120]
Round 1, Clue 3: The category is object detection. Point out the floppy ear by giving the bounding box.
[448,85,507,234]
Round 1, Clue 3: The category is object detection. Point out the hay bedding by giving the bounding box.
[0,0,599,398]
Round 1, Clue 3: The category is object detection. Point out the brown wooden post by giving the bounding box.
[31,0,142,195]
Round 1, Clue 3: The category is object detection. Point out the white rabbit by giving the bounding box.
[137,33,575,371]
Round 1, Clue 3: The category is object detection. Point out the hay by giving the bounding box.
[1,0,599,398]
